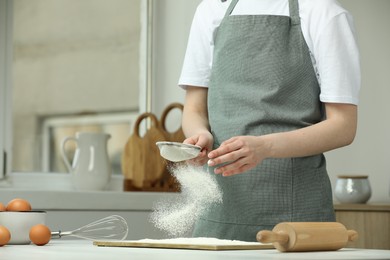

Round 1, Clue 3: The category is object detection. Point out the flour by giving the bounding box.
[150,165,223,237]
[136,237,260,246]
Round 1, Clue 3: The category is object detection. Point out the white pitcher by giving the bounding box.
[61,132,111,191]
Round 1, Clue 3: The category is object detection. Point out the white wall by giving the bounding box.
[327,0,390,203]
[152,0,390,203]
[152,0,201,117]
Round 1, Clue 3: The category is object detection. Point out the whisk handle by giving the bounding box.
[51,231,62,239]
[51,231,72,239]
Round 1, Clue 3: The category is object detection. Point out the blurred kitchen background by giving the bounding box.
[9,0,390,202]
[12,0,141,174]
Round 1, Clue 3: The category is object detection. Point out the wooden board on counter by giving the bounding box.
[121,112,167,189]
[93,238,273,251]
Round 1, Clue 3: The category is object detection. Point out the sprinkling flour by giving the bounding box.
[150,165,223,237]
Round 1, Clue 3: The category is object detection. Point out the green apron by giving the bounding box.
[192,0,335,241]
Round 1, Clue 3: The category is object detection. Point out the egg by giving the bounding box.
[6,198,32,211]
[29,224,51,246]
[0,226,11,246]
[0,203,6,211]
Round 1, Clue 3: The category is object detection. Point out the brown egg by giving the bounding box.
[0,203,6,211]
[6,198,32,211]
[29,224,51,246]
[0,226,11,246]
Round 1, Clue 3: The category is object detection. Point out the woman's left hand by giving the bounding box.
[207,136,270,176]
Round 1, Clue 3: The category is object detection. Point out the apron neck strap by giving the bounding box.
[222,0,301,25]
[289,0,301,25]
[224,0,239,18]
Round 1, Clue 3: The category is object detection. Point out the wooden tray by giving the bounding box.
[93,238,273,251]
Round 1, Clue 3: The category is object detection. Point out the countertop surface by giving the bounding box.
[1,240,390,260]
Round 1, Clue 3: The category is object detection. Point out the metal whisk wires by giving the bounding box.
[52,215,129,241]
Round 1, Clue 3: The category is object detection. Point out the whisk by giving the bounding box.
[51,215,128,241]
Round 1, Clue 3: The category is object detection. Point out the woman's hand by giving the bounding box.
[207,136,271,176]
[183,131,214,166]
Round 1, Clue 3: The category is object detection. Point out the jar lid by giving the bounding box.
[337,175,368,179]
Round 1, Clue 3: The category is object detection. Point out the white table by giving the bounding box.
[1,240,390,260]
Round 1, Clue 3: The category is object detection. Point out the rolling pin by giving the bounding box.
[256,222,358,252]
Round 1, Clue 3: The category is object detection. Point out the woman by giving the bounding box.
[179,0,360,241]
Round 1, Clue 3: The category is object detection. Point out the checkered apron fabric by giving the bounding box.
[192,0,335,241]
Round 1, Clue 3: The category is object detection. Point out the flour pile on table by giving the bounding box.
[150,165,223,236]
[137,237,260,245]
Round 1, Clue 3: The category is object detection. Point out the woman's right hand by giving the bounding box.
[183,131,213,166]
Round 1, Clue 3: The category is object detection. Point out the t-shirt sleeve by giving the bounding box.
[178,2,215,89]
[315,12,361,105]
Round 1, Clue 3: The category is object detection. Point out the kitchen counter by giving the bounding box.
[335,203,390,249]
[334,203,390,212]
[1,240,390,260]
[0,173,180,240]
[0,172,180,211]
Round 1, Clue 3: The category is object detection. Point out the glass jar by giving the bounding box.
[334,175,372,204]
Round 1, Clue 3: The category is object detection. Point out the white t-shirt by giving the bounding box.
[178,0,361,105]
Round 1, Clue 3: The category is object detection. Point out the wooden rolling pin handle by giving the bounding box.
[347,230,359,242]
[256,230,289,244]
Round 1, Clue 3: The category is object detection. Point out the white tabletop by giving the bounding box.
[1,240,390,260]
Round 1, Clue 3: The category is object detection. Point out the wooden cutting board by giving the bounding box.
[121,112,167,188]
[160,103,186,143]
[159,103,186,181]
[93,239,273,251]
